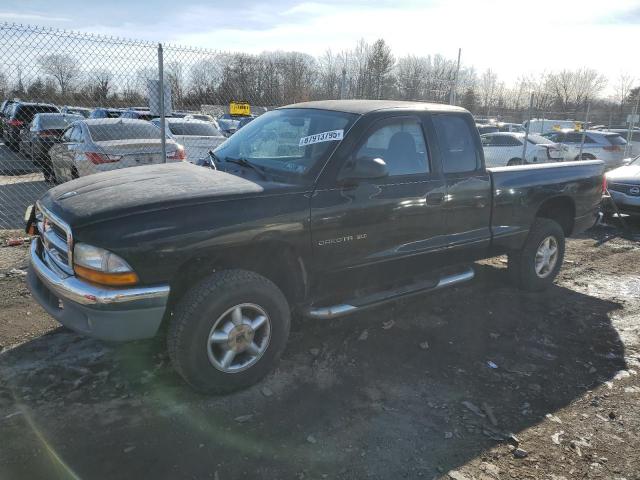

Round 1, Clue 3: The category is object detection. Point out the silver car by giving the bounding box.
[605,155,640,217]
[49,118,185,183]
[545,129,628,169]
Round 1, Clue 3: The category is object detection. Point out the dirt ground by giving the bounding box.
[0,222,639,480]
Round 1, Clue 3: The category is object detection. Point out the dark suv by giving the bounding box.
[3,102,59,151]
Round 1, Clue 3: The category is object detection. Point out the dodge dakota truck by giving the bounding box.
[26,100,605,393]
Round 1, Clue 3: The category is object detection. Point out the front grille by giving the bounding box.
[608,182,640,196]
[36,203,73,275]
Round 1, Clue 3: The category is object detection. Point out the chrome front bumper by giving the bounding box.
[28,239,170,341]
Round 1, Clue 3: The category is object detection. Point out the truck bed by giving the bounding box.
[487,160,605,251]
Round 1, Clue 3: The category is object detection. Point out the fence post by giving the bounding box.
[521,92,534,163]
[578,102,590,160]
[158,43,167,163]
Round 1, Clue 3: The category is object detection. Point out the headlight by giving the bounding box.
[73,243,139,286]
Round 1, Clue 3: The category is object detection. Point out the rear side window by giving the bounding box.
[69,125,84,143]
[433,115,479,173]
[356,118,429,176]
[606,134,627,146]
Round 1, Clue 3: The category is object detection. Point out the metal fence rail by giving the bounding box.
[0,22,638,230]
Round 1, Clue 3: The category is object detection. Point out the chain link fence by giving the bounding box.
[0,22,638,230]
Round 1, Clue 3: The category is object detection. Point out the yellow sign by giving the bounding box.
[230,101,251,116]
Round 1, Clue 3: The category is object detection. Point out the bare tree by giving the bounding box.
[38,54,81,97]
[87,69,112,104]
[395,55,426,100]
[478,69,499,115]
[165,61,185,108]
[614,73,635,110]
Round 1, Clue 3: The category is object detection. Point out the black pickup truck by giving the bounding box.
[27,100,605,393]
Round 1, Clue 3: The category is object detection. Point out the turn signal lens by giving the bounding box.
[74,264,139,286]
[73,243,139,286]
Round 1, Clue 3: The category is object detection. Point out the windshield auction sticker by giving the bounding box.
[299,129,344,147]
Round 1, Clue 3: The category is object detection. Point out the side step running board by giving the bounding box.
[306,266,474,320]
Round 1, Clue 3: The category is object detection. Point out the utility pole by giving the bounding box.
[340,68,347,100]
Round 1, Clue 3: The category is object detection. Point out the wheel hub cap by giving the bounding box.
[206,303,271,373]
[535,235,559,278]
[228,324,255,352]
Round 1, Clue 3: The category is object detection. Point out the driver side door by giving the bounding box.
[309,114,448,297]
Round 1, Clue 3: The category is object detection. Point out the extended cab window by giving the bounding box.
[433,115,479,173]
[355,118,429,176]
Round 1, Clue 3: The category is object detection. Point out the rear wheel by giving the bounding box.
[507,158,523,166]
[508,218,565,291]
[575,153,595,160]
[167,269,291,394]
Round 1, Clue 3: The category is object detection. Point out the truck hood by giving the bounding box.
[40,162,289,227]
[606,164,640,183]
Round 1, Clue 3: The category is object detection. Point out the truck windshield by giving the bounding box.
[214,108,358,182]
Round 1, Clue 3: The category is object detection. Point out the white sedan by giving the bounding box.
[481,132,565,167]
[153,118,226,164]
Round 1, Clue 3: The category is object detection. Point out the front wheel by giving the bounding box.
[507,218,565,291]
[507,158,523,166]
[167,269,291,394]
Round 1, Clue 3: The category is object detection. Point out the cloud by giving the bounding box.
[0,12,71,23]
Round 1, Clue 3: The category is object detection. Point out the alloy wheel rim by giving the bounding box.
[206,303,271,373]
[534,235,559,278]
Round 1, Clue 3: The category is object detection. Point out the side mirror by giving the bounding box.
[341,157,389,184]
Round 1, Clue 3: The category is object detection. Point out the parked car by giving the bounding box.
[185,113,215,123]
[185,113,221,131]
[607,129,640,157]
[2,102,60,151]
[21,112,84,182]
[48,118,185,183]
[0,99,16,134]
[604,154,640,217]
[89,108,123,119]
[27,100,605,393]
[151,117,226,163]
[496,122,525,133]
[61,106,91,118]
[545,129,628,169]
[476,124,499,135]
[217,113,246,136]
[525,119,583,135]
[120,109,154,121]
[237,116,256,130]
[481,132,565,167]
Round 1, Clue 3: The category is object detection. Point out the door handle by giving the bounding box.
[426,192,445,206]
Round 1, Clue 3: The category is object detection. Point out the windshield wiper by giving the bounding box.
[225,157,270,180]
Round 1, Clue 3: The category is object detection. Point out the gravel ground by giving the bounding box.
[0,222,639,480]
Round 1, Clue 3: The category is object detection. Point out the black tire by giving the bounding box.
[575,153,595,160]
[507,218,565,291]
[507,158,523,166]
[167,269,291,394]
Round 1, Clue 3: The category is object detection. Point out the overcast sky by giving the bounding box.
[2,0,639,94]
